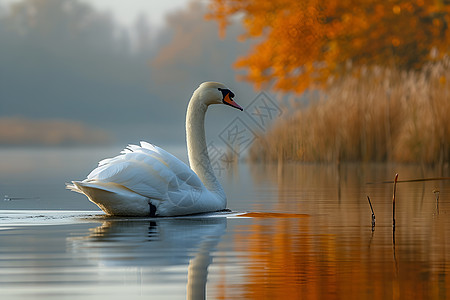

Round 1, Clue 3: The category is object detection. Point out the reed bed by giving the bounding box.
[249,57,450,166]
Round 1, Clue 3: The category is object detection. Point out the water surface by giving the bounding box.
[0,148,449,299]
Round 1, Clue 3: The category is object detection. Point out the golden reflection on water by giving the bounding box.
[213,163,450,300]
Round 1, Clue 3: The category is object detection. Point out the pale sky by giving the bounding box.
[1,0,194,28]
[85,0,191,27]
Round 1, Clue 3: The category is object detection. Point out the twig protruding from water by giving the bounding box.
[366,176,450,184]
[367,195,375,230]
[392,173,398,232]
[3,195,40,201]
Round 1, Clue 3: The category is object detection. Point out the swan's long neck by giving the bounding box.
[186,92,226,200]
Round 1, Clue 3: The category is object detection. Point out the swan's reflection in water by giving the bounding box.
[68,217,226,299]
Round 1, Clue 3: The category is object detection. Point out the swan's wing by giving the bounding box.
[138,141,203,186]
[85,142,204,201]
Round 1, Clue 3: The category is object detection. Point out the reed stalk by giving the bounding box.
[392,174,398,231]
[367,196,376,230]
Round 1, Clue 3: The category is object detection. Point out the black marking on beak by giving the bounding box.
[218,88,243,111]
[218,88,235,99]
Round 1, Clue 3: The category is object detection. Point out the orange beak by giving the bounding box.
[223,93,243,111]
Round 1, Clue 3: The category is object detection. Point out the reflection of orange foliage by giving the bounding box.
[208,0,450,93]
[237,218,336,299]
[213,164,450,299]
[222,212,450,299]
[231,217,339,299]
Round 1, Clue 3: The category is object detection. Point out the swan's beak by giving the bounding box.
[223,93,243,111]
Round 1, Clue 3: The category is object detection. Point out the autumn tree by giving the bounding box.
[208,0,450,93]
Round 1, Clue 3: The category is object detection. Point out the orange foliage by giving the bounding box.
[208,0,450,93]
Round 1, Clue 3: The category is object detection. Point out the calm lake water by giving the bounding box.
[0,147,449,299]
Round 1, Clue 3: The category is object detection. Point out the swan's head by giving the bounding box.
[196,82,243,111]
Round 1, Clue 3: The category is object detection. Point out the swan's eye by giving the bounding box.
[218,88,234,99]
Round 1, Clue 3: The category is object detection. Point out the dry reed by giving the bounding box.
[249,57,450,166]
[392,173,398,231]
[366,195,375,230]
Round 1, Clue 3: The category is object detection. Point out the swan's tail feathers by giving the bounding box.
[66,180,109,193]
[66,180,152,216]
[65,181,85,194]
[67,181,122,198]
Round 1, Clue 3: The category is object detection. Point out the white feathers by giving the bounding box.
[81,141,205,201]
[68,140,223,216]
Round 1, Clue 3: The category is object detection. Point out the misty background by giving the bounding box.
[0,0,257,148]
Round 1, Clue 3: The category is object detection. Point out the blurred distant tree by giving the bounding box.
[152,2,250,99]
[134,14,154,53]
[208,0,450,93]
[0,0,149,123]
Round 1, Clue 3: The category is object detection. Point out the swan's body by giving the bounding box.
[67,82,242,217]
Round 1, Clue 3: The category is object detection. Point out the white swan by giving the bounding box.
[67,82,243,217]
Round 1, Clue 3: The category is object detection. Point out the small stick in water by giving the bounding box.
[4,195,40,201]
[392,173,398,232]
[367,196,375,230]
[433,188,440,214]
